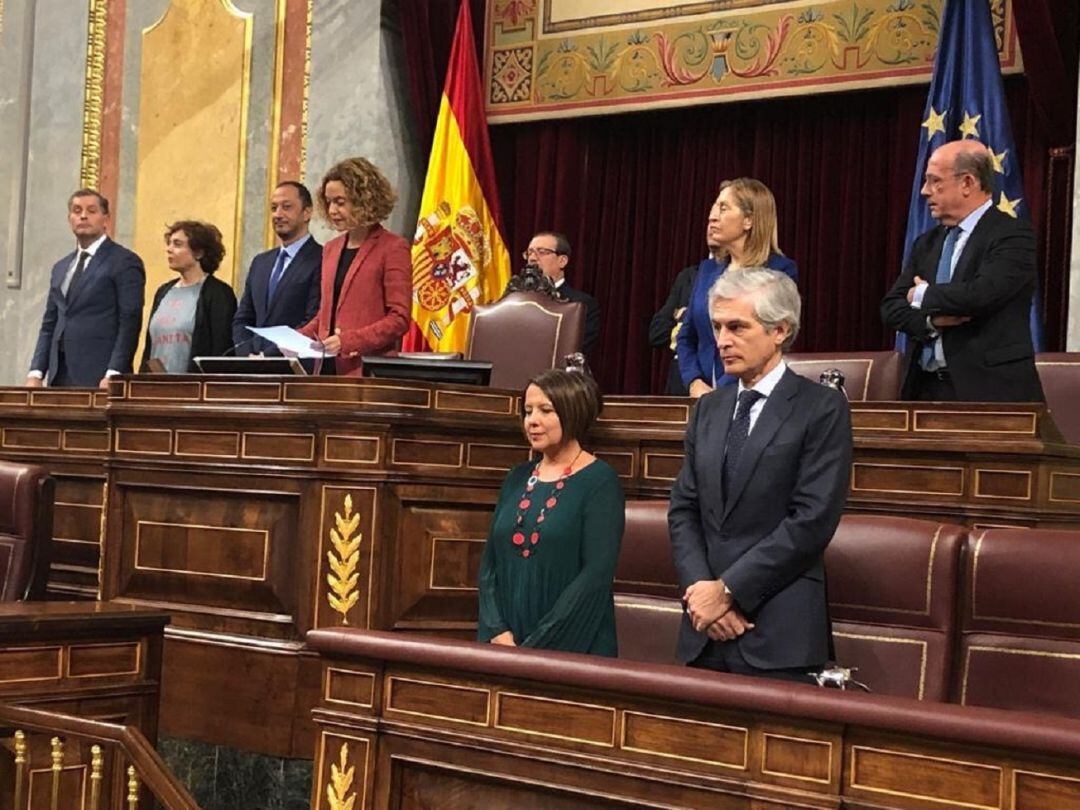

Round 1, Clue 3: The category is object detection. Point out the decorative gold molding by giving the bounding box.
[325,742,356,810]
[80,0,108,189]
[327,494,362,623]
[97,479,108,600]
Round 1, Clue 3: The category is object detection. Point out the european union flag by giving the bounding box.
[899,0,1043,352]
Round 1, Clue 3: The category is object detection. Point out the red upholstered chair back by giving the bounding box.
[956,528,1080,717]
[785,351,903,401]
[826,514,966,701]
[614,500,681,664]
[0,461,54,601]
[1036,353,1080,444]
[466,292,586,391]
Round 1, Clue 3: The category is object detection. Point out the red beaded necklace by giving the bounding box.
[511,449,583,558]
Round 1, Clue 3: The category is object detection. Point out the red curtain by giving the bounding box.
[400,2,1077,394]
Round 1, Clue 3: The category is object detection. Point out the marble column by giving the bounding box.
[306,0,422,242]
[0,0,90,386]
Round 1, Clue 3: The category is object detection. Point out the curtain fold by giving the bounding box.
[400,2,1077,394]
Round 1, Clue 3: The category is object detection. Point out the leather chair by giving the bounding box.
[786,351,903,400]
[1036,353,1080,444]
[466,292,585,391]
[955,528,1080,717]
[826,514,966,701]
[0,461,54,601]
[613,500,681,664]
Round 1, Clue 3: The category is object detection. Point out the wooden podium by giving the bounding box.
[2,376,1079,757]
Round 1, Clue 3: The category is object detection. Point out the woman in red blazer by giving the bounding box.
[299,157,412,376]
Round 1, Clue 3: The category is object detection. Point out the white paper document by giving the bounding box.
[246,326,333,359]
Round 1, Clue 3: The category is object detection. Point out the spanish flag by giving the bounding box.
[405,1,511,353]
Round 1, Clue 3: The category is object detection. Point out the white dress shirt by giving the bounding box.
[736,358,788,434]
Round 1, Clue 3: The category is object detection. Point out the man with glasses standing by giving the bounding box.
[524,231,600,356]
[881,139,1042,402]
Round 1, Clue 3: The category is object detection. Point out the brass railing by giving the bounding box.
[0,703,198,809]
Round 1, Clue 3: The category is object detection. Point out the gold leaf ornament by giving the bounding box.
[327,494,362,623]
[326,742,357,810]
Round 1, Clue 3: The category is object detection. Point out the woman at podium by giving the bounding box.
[477,368,625,656]
[298,157,411,376]
[141,221,237,373]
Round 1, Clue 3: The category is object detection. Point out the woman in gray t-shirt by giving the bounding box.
[141,221,237,373]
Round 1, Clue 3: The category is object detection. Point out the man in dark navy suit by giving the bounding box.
[233,181,322,356]
[881,139,1043,402]
[669,268,851,682]
[525,231,600,356]
[27,189,145,388]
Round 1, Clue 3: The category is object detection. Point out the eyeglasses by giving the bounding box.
[523,247,560,260]
[922,173,966,191]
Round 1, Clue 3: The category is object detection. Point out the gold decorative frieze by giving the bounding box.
[485,1,1019,123]
[327,494,362,624]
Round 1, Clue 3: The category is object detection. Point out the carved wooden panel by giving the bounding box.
[114,481,301,635]
[314,732,371,810]
[384,486,497,630]
[325,667,376,709]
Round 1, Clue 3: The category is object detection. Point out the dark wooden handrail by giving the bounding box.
[0,703,199,809]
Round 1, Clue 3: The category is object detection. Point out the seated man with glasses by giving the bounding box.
[522,231,600,356]
[880,139,1042,402]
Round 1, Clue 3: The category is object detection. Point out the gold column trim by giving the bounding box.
[327,493,362,623]
[50,737,63,810]
[126,765,140,809]
[326,741,357,810]
[89,745,104,810]
[80,0,108,189]
[226,0,253,293]
[13,730,27,810]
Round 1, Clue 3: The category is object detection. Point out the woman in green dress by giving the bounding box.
[477,368,625,656]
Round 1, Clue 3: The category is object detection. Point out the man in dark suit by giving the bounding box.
[881,139,1043,402]
[233,181,322,356]
[525,231,600,355]
[669,268,851,682]
[27,189,145,388]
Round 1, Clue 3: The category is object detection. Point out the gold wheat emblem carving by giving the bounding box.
[327,494,362,623]
[326,741,356,810]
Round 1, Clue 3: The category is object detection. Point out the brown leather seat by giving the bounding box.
[0,461,54,601]
[466,292,585,390]
[613,500,681,664]
[826,514,966,701]
[956,528,1080,717]
[1036,353,1080,443]
[786,351,903,400]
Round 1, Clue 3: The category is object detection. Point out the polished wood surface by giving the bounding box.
[3,376,1080,757]
[307,629,1080,810]
[0,602,167,742]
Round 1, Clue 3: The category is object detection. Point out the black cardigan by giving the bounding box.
[140,274,238,372]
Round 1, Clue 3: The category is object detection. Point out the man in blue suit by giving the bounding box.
[27,190,145,388]
[233,181,322,356]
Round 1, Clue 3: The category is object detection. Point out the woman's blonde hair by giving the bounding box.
[318,157,397,228]
[716,178,783,267]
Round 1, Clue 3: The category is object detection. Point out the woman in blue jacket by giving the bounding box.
[677,178,798,397]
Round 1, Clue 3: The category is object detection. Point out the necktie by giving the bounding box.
[722,389,764,495]
[64,251,89,299]
[920,227,959,370]
[267,249,288,305]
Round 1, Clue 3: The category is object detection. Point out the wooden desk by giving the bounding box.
[306,628,1080,810]
[0,601,167,740]
[3,376,1080,757]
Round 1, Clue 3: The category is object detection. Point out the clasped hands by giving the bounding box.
[683,579,754,642]
[906,277,971,328]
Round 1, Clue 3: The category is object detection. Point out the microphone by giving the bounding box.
[221,335,259,357]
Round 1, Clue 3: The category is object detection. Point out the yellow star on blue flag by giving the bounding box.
[959,110,981,139]
[921,107,947,140]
